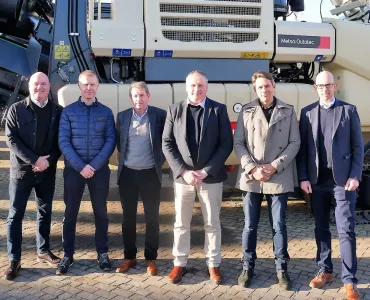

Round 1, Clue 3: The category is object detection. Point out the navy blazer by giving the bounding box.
[297,99,363,186]
[116,105,166,184]
[162,98,233,184]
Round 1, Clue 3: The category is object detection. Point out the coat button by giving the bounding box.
[279,129,282,132]
[279,147,282,150]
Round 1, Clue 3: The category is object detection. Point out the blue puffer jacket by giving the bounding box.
[59,99,116,172]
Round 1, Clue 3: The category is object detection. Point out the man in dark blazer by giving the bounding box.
[298,71,363,300]
[163,70,233,284]
[115,82,166,276]
[4,72,62,280]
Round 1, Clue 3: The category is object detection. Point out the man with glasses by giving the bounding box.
[297,71,363,300]
[57,70,116,275]
[4,72,63,280]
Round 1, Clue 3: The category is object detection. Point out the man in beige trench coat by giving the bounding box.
[234,71,300,290]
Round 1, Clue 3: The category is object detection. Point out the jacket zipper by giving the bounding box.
[87,106,91,161]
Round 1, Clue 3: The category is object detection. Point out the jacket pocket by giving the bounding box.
[94,117,106,132]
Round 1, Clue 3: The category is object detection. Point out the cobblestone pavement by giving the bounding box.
[0,134,369,300]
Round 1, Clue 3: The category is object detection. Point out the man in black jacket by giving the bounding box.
[4,72,63,280]
[163,71,233,284]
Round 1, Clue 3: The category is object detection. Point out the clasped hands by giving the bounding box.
[250,164,276,182]
[80,164,95,179]
[182,169,208,186]
[32,155,50,172]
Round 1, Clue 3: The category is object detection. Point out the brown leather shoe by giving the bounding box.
[309,271,334,288]
[344,283,361,300]
[37,250,61,267]
[116,259,137,273]
[146,260,158,276]
[168,266,186,284]
[209,267,223,284]
[4,261,21,280]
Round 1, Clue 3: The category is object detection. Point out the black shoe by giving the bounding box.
[56,257,73,275]
[98,253,112,271]
[277,271,292,290]
[37,250,61,267]
[238,269,254,288]
[4,261,21,280]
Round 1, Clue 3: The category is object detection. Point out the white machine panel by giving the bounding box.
[274,20,335,63]
[145,0,274,59]
[90,0,144,57]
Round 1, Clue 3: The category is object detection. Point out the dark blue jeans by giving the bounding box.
[311,174,357,284]
[118,166,161,260]
[7,173,56,261]
[62,165,110,257]
[242,192,289,272]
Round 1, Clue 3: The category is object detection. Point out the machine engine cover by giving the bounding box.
[274,20,335,63]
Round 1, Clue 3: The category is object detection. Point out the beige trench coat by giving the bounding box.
[234,98,300,194]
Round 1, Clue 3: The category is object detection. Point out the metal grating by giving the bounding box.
[161,17,260,28]
[162,31,259,43]
[159,4,261,15]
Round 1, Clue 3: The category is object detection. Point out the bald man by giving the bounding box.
[4,72,63,280]
[297,71,363,300]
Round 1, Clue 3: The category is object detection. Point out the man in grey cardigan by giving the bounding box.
[115,82,166,276]
[234,71,300,290]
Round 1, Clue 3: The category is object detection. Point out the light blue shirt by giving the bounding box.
[133,107,148,121]
[320,97,336,109]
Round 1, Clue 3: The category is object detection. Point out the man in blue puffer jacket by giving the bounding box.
[57,70,116,275]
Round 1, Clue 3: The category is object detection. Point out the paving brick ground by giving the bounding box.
[0,134,369,299]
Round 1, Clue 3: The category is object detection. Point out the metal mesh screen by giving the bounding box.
[161,18,260,28]
[162,31,259,43]
[159,4,261,16]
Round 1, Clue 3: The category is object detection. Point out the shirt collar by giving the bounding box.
[259,97,276,110]
[30,97,48,108]
[187,97,207,108]
[133,107,148,121]
[80,97,96,106]
[320,97,336,109]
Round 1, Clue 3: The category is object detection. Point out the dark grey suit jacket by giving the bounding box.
[297,99,363,186]
[116,105,166,184]
[162,98,233,184]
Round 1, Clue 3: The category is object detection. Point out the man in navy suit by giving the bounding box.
[297,71,363,300]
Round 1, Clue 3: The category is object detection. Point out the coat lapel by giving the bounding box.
[148,106,156,150]
[309,102,319,151]
[254,105,269,132]
[180,100,188,144]
[49,103,57,133]
[332,102,343,138]
[199,98,211,143]
[122,108,132,153]
[269,100,287,128]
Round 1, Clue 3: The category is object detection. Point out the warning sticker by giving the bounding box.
[240,52,269,59]
[55,45,70,60]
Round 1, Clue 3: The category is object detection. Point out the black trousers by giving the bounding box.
[62,165,110,257]
[118,166,161,260]
[7,172,56,261]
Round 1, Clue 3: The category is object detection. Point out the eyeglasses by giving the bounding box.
[315,83,335,89]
